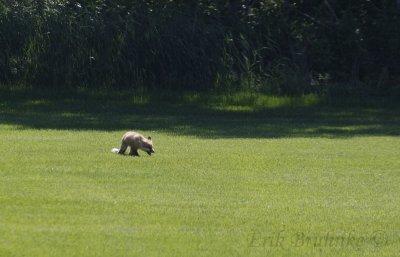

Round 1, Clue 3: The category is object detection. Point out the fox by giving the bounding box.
[111,131,155,157]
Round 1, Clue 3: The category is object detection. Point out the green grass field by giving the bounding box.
[0,91,399,256]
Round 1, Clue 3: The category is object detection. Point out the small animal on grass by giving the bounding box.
[111,131,155,157]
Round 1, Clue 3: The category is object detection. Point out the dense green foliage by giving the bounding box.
[1,1,400,95]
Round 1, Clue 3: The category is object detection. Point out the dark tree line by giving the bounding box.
[1,0,399,95]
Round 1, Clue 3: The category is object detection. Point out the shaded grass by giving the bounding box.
[0,89,399,256]
[0,88,399,138]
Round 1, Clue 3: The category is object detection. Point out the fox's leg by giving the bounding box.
[129,148,139,157]
[118,142,128,155]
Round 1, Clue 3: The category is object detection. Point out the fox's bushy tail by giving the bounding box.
[111,148,120,154]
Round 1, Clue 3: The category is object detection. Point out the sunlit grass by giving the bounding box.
[181,91,321,111]
[0,91,399,256]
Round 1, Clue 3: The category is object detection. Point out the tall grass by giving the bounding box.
[1,1,399,95]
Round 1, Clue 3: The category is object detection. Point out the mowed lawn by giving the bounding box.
[0,94,399,256]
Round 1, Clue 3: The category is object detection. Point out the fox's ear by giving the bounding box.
[148,136,152,141]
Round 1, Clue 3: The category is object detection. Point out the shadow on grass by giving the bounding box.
[0,89,399,138]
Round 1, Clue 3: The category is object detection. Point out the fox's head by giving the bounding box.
[142,136,155,155]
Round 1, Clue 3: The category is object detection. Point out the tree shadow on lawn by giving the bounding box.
[0,93,399,138]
